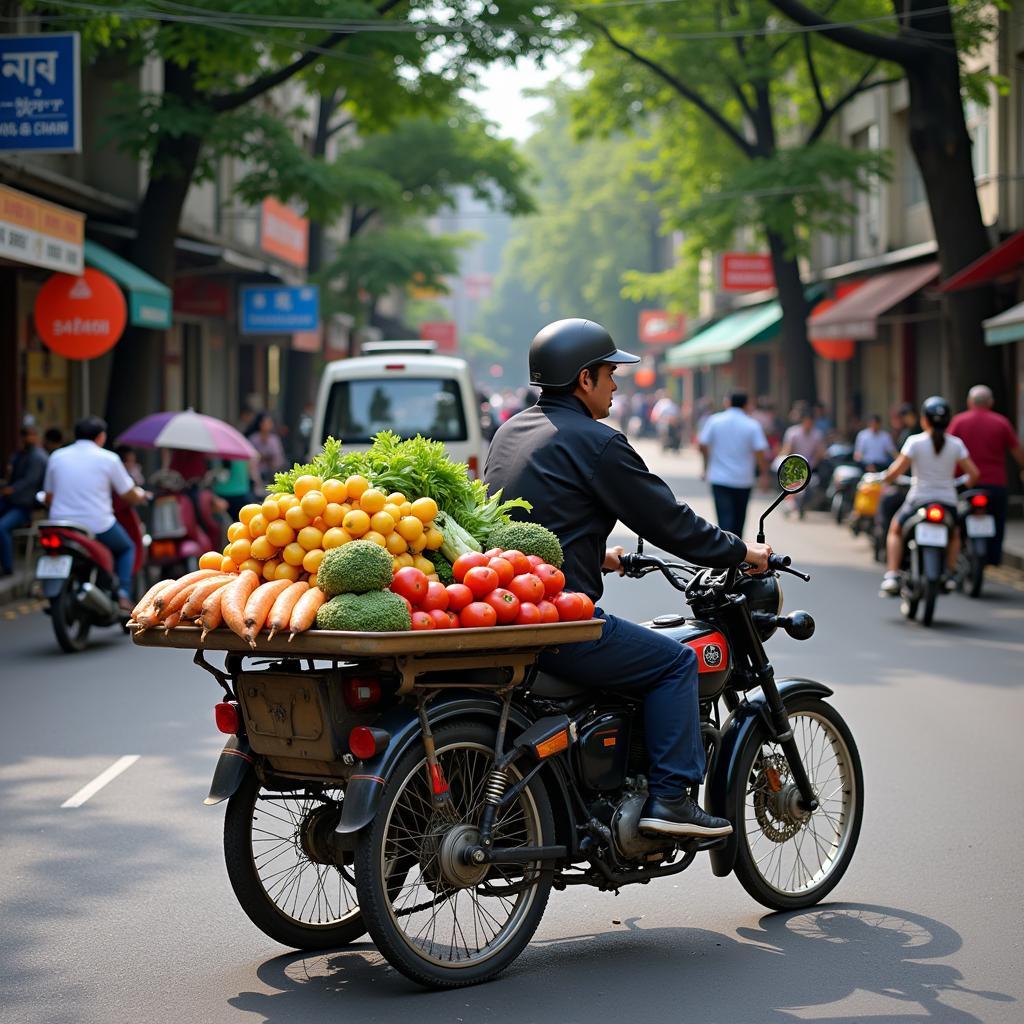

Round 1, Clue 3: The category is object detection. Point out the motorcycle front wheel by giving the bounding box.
[51,579,91,653]
[732,697,863,912]
[354,721,554,989]
[223,772,365,949]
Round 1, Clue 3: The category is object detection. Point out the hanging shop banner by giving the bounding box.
[721,252,775,292]
[638,310,686,345]
[259,198,309,268]
[173,276,232,318]
[0,33,81,153]
[0,184,83,272]
[419,321,458,353]
[33,267,127,359]
[240,284,319,334]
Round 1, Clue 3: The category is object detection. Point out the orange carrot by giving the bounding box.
[162,610,182,634]
[288,586,326,640]
[182,575,232,620]
[132,578,174,622]
[199,586,226,641]
[161,578,208,621]
[221,570,260,640]
[154,569,222,614]
[133,579,178,632]
[266,581,308,640]
[242,579,292,647]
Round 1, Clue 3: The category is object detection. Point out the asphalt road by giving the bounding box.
[2,442,1022,1023]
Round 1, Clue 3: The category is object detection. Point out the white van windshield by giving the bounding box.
[322,378,469,444]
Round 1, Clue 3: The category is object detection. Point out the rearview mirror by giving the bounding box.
[777,454,811,494]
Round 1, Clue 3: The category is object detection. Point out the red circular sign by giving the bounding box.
[34,268,128,360]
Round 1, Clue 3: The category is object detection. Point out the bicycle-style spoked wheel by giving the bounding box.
[733,697,863,911]
[355,721,554,988]
[223,772,364,948]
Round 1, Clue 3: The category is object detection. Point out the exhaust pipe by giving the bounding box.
[78,582,120,622]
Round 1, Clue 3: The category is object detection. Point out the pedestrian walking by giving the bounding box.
[698,392,769,536]
[0,422,48,576]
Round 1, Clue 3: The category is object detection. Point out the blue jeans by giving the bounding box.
[538,610,703,798]
[96,521,136,599]
[711,484,751,537]
[0,504,31,573]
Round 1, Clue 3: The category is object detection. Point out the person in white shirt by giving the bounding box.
[873,397,978,595]
[43,416,149,609]
[698,392,769,536]
[853,414,897,470]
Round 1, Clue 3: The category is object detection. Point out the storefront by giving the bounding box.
[982,302,1024,428]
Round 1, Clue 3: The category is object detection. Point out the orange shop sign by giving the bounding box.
[33,267,127,359]
[638,310,686,344]
[260,198,308,267]
[721,252,775,292]
[0,183,83,273]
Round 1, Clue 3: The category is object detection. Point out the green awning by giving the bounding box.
[983,301,1024,347]
[85,240,172,329]
[664,287,824,369]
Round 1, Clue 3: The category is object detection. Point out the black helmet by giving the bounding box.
[921,395,951,429]
[529,318,640,390]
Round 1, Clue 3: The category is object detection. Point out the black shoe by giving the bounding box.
[638,794,733,838]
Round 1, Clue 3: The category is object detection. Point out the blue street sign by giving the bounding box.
[0,33,81,153]
[240,285,320,334]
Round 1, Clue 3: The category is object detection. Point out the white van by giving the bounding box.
[310,341,485,476]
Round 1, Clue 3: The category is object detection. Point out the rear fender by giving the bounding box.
[334,694,575,850]
[706,678,834,878]
[203,734,255,805]
[921,544,944,581]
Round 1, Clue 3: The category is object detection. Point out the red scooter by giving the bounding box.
[146,470,226,581]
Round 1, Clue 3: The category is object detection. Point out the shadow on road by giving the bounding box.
[229,903,1013,1023]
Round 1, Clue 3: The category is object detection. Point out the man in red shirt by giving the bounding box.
[949,385,1024,565]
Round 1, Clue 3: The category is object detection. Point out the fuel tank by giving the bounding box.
[643,615,732,698]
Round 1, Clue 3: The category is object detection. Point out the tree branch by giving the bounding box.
[803,33,827,118]
[210,0,406,113]
[766,0,924,68]
[805,65,903,145]
[583,15,754,158]
[350,206,377,237]
[325,116,354,142]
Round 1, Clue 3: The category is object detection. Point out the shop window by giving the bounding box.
[851,125,881,257]
[965,95,991,180]
[899,114,927,208]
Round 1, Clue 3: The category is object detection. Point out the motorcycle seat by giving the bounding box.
[530,671,588,699]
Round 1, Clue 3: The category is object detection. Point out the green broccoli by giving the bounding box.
[316,540,393,596]
[316,591,412,632]
[487,522,564,568]
[423,550,455,585]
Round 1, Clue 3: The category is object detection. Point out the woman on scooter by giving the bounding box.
[876,396,978,595]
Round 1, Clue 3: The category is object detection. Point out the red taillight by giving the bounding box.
[926,505,945,523]
[215,701,240,734]
[970,494,989,509]
[467,455,479,479]
[150,539,177,559]
[384,363,406,371]
[343,677,381,709]
[40,533,61,549]
[349,725,389,760]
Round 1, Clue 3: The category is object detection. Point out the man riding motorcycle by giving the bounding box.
[875,397,979,596]
[484,317,771,839]
[43,416,149,611]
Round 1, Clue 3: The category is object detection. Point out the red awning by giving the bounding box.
[941,230,1024,292]
[808,262,938,341]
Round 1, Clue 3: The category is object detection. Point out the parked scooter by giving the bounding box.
[956,488,997,599]
[827,461,864,523]
[35,497,147,652]
[146,469,220,582]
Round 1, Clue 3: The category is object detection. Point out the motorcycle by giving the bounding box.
[827,461,864,524]
[35,496,146,652]
[189,454,862,989]
[146,469,221,582]
[956,487,997,599]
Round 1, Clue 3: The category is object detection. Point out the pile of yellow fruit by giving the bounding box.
[198,475,444,584]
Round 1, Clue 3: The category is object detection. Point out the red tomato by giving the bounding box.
[428,608,454,629]
[460,601,497,628]
[534,564,565,598]
[514,602,542,625]
[526,554,544,568]
[392,566,428,604]
[553,592,585,621]
[421,581,449,612]
[487,556,515,588]
[537,600,559,623]
[444,610,460,628]
[576,592,595,619]
[501,549,532,576]
[509,572,545,604]
[483,547,502,559]
[410,610,435,630]
[484,587,521,624]
[464,565,500,598]
[395,594,413,615]
[445,583,474,612]
[452,552,489,582]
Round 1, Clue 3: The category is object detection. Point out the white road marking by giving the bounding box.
[61,755,140,808]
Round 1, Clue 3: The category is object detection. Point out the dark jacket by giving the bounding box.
[5,444,48,510]
[484,393,747,601]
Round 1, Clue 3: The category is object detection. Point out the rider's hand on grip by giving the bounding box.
[743,542,772,574]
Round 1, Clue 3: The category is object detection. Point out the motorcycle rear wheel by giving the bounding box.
[733,697,863,912]
[223,772,364,949]
[921,578,939,626]
[968,556,985,599]
[354,721,554,989]
[51,580,91,653]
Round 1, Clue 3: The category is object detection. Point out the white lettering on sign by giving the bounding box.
[52,317,111,336]
[264,214,304,251]
[0,49,59,88]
